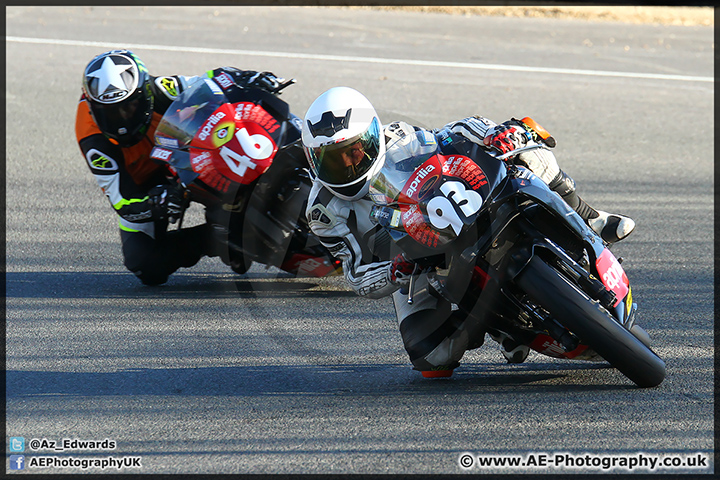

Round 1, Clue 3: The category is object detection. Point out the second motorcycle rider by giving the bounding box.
[75,49,287,285]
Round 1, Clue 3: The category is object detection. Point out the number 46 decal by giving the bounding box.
[426,181,483,235]
[220,127,273,177]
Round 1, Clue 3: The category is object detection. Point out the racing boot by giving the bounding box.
[490,333,530,364]
[586,211,636,244]
[549,171,635,244]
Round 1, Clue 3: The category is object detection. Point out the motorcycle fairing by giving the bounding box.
[281,252,342,278]
[451,165,633,328]
[190,148,233,194]
[375,159,492,250]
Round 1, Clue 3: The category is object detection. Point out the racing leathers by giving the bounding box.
[75,67,284,285]
[305,117,632,375]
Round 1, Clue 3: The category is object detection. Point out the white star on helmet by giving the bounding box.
[87,56,135,102]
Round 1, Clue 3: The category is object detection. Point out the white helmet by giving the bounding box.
[302,87,385,201]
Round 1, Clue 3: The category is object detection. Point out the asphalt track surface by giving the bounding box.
[5,6,714,475]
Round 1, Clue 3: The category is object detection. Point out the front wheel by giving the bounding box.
[515,256,665,388]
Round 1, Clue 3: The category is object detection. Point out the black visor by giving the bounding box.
[90,88,153,145]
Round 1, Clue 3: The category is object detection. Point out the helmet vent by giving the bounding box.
[307,108,352,138]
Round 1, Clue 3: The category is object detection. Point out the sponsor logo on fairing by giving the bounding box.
[215,72,234,89]
[595,248,629,306]
[199,111,226,141]
[405,164,436,197]
[155,136,179,148]
[150,147,172,161]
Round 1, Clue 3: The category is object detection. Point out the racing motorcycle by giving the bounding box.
[368,121,665,387]
[150,74,340,277]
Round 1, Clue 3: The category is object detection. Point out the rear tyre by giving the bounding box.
[515,256,665,388]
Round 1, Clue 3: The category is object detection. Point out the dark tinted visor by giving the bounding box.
[90,89,152,140]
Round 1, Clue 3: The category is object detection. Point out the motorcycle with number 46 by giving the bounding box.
[150,74,341,278]
[368,120,665,387]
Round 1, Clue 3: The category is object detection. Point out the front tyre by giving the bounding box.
[515,256,665,388]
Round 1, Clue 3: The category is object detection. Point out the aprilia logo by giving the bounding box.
[405,164,435,197]
[199,112,226,141]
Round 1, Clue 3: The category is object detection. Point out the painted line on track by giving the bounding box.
[7,36,713,83]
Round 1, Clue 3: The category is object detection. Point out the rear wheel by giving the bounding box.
[515,256,665,388]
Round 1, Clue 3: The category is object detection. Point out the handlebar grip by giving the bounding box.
[517,117,556,148]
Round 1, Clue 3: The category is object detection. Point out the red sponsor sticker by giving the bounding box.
[595,248,629,306]
[400,204,441,248]
[234,102,280,134]
[215,72,234,90]
[441,155,488,190]
[397,154,488,248]
[150,147,172,161]
[399,155,442,203]
[190,149,232,194]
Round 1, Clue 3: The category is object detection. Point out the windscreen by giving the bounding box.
[368,129,439,205]
[155,78,227,148]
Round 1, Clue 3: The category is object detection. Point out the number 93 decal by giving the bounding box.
[426,180,483,235]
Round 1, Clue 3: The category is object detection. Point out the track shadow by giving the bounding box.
[6,361,631,399]
[5,270,353,300]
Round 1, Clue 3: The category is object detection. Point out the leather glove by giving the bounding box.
[390,253,417,287]
[483,122,531,157]
[243,71,284,93]
[148,184,183,223]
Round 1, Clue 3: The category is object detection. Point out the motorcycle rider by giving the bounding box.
[75,49,286,285]
[301,86,635,377]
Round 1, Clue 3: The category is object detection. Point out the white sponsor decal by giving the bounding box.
[405,164,435,197]
[215,72,234,89]
[150,147,172,161]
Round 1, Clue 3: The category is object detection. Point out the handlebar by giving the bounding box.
[405,254,446,305]
[273,78,296,94]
